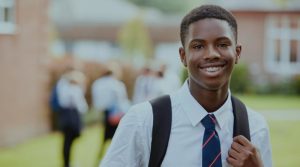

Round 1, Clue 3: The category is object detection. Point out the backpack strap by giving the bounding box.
[50,83,62,113]
[231,95,251,141]
[149,95,172,167]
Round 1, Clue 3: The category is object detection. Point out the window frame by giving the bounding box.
[0,0,16,34]
[265,15,300,75]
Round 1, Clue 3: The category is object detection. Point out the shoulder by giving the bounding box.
[246,107,269,134]
[91,78,104,88]
[121,101,153,128]
[246,107,273,166]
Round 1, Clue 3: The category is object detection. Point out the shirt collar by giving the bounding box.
[177,80,232,129]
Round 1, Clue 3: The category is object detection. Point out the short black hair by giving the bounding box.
[180,4,238,47]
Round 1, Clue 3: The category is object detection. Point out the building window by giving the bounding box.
[265,15,300,75]
[0,0,15,34]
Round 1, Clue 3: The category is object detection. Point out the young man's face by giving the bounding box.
[179,18,241,91]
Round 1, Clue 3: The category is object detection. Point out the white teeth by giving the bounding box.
[204,67,221,72]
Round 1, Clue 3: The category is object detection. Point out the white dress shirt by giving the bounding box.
[92,75,130,113]
[132,74,156,104]
[56,77,88,114]
[100,81,272,167]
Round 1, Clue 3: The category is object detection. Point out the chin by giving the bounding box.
[202,79,228,91]
[189,76,229,91]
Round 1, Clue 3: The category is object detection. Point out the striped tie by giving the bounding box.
[201,114,222,167]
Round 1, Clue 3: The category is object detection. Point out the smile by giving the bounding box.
[199,63,226,76]
[203,66,223,72]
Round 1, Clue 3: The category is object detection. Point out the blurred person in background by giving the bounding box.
[91,62,131,163]
[132,65,157,104]
[132,62,181,105]
[51,69,88,167]
[151,62,182,97]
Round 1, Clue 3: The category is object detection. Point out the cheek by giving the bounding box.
[221,50,236,62]
[187,52,202,63]
[187,56,198,70]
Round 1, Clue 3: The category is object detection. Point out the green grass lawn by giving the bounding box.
[269,120,300,167]
[236,94,300,110]
[0,124,103,167]
[0,95,299,167]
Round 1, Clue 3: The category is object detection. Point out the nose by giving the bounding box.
[205,45,220,60]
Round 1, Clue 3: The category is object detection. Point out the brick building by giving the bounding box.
[0,0,51,147]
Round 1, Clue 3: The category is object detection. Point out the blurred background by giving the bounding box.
[0,0,300,166]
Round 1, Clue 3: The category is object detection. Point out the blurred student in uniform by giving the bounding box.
[91,62,131,162]
[132,65,156,104]
[133,62,182,104]
[152,62,182,97]
[54,69,88,167]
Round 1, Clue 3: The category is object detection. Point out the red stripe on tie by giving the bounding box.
[208,115,216,124]
[209,151,221,167]
[202,131,215,148]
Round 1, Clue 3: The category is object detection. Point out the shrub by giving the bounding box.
[230,64,251,94]
[254,76,300,95]
[291,76,300,95]
[180,67,188,83]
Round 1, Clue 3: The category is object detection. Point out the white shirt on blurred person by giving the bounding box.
[91,74,130,114]
[56,72,88,114]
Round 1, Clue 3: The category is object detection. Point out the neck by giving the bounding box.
[189,81,229,113]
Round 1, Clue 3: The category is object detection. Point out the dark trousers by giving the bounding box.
[63,128,79,167]
[59,108,81,167]
[96,109,119,165]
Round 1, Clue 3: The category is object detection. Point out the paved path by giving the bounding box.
[259,110,300,121]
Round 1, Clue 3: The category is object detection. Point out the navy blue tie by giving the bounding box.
[201,114,222,167]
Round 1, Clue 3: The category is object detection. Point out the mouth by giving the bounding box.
[202,66,223,72]
[199,63,226,76]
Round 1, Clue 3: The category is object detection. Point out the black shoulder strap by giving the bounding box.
[149,95,172,167]
[231,95,251,141]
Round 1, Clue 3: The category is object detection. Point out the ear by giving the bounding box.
[179,47,187,67]
[235,45,242,64]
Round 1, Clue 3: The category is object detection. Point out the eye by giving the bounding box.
[217,43,229,48]
[192,44,204,49]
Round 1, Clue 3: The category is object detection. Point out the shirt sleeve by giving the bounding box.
[248,108,273,167]
[100,102,152,167]
[91,80,106,111]
[117,82,131,113]
[72,85,88,114]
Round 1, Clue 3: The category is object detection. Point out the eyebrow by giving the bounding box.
[189,36,233,44]
[189,39,205,44]
[216,36,232,42]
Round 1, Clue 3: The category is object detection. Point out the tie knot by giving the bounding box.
[201,114,217,130]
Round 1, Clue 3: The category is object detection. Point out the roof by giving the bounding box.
[207,0,300,12]
[49,0,300,42]
[49,0,179,27]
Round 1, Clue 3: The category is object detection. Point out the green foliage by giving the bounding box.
[291,76,300,95]
[254,76,300,95]
[127,0,188,14]
[180,67,188,83]
[118,15,153,60]
[230,64,251,94]
[255,81,293,95]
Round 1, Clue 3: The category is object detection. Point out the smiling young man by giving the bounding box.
[100,5,272,167]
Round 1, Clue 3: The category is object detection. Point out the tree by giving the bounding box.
[127,0,189,14]
[118,15,153,61]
